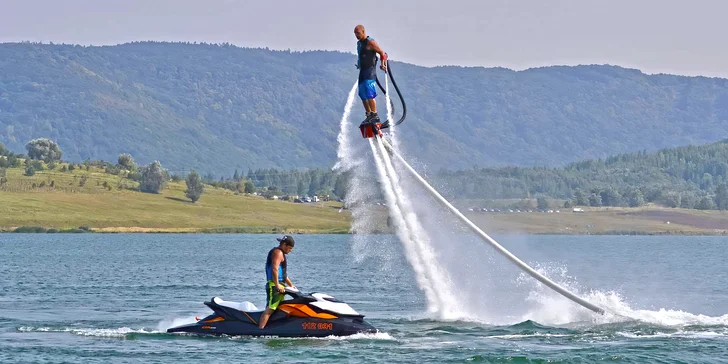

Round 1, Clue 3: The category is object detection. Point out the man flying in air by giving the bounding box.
[354,24,388,126]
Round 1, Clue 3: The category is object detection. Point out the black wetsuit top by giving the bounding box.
[357,36,378,82]
[265,247,287,282]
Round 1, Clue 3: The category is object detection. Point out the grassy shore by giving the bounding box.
[2,163,728,235]
[465,206,728,235]
[0,163,350,233]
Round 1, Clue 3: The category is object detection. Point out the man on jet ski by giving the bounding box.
[354,24,388,126]
[258,235,297,329]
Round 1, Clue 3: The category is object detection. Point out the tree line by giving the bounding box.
[7,136,728,210]
[1,138,345,204]
[435,139,728,210]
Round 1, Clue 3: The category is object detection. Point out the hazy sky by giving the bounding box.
[2,0,727,78]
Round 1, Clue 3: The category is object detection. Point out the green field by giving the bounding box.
[467,206,728,235]
[0,163,350,233]
[3,162,728,235]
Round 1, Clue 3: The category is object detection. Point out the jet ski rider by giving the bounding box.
[354,24,388,126]
[258,235,297,329]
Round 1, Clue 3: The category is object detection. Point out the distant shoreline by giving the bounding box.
[464,206,728,236]
[2,165,727,236]
[0,226,351,234]
[2,228,726,235]
[3,208,728,236]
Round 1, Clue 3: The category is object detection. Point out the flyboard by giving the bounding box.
[358,57,605,315]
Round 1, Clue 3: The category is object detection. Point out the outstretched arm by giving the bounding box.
[368,39,388,71]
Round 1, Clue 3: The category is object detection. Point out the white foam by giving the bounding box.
[157,316,199,332]
[514,265,728,328]
[613,306,728,327]
[17,326,160,337]
[224,331,396,341]
[321,331,396,341]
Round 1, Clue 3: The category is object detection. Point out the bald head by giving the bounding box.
[354,24,366,40]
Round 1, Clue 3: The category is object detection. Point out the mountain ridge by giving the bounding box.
[2,42,728,174]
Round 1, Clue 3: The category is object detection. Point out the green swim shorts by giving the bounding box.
[265,281,285,310]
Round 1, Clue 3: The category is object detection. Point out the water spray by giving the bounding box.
[379,139,605,315]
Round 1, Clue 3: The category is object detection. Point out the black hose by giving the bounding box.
[374,61,406,127]
[385,62,407,127]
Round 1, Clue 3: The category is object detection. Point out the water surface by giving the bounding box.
[1,234,727,363]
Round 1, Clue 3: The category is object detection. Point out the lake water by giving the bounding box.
[1,234,727,363]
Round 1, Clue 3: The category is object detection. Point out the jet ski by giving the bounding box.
[167,287,376,337]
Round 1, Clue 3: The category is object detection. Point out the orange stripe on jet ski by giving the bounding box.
[204,316,225,323]
[242,311,258,325]
[278,304,337,319]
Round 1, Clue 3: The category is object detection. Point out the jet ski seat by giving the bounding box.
[212,297,261,312]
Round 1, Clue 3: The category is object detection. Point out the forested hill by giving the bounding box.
[2,41,728,174]
[437,139,728,210]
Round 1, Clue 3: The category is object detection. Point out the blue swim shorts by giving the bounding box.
[358,79,377,101]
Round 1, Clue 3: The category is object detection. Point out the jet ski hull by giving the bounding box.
[167,316,376,337]
[167,291,377,337]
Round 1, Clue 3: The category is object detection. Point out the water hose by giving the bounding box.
[375,62,407,127]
